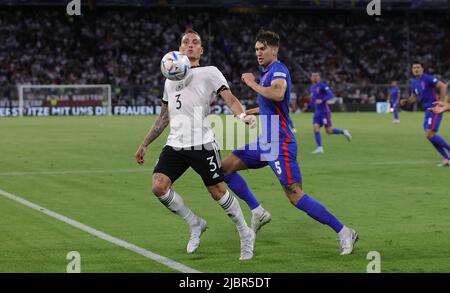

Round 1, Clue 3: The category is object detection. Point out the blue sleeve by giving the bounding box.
[427,75,440,86]
[321,84,334,101]
[270,64,288,82]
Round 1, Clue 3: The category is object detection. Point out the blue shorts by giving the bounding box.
[232,140,302,186]
[313,112,332,128]
[390,102,399,111]
[423,111,443,132]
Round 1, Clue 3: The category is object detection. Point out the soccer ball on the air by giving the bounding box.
[160,51,190,81]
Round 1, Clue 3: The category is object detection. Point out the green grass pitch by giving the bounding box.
[1,112,450,272]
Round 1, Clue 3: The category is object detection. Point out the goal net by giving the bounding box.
[17,84,112,117]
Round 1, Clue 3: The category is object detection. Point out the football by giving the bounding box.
[160,51,190,81]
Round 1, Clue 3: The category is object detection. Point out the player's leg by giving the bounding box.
[324,112,351,141]
[206,183,255,260]
[393,104,400,123]
[187,143,255,260]
[152,146,206,253]
[424,113,450,166]
[312,115,324,153]
[223,143,272,233]
[283,183,358,255]
[270,142,358,255]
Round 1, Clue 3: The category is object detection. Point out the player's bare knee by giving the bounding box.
[152,173,171,197]
[325,128,332,134]
[426,131,435,140]
[207,183,227,201]
[283,183,304,205]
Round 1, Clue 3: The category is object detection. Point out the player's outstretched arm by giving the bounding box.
[429,101,450,114]
[245,107,259,115]
[400,94,417,106]
[241,73,287,102]
[135,102,169,165]
[220,89,257,128]
[437,81,447,101]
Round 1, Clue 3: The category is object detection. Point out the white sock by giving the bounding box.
[159,189,198,226]
[338,226,351,239]
[217,190,248,236]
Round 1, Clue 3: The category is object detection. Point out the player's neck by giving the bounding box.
[190,60,200,68]
[262,58,277,70]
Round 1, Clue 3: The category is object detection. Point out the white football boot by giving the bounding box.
[186,218,208,254]
[343,130,352,142]
[239,228,256,261]
[311,146,324,154]
[339,228,358,255]
[251,209,272,234]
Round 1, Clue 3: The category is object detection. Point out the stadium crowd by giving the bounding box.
[0,8,449,106]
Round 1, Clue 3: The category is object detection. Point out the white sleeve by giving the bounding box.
[209,67,229,94]
[162,80,169,103]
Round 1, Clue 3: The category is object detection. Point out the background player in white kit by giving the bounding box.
[135,29,258,260]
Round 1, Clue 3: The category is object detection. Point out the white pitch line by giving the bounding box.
[0,168,152,176]
[0,188,201,273]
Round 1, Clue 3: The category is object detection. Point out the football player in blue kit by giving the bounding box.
[222,29,358,255]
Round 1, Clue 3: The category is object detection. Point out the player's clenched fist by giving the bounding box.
[135,144,147,165]
[241,73,256,86]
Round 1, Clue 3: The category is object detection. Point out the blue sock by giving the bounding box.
[314,131,322,147]
[332,128,344,135]
[295,194,344,233]
[429,139,450,160]
[394,111,399,120]
[431,135,450,152]
[224,173,260,210]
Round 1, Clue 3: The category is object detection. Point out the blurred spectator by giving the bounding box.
[0,8,448,105]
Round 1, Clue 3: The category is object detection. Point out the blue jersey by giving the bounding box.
[258,60,296,143]
[411,74,440,110]
[309,82,333,114]
[389,87,400,105]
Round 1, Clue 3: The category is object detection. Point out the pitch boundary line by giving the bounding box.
[0,188,201,273]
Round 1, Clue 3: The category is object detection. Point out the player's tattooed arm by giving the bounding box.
[142,102,169,147]
[135,103,169,165]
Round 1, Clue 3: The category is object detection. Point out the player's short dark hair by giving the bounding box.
[412,60,423,67]
[255,29,280,47]
[181,28,202,44]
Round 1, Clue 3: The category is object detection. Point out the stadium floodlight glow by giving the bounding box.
[17,84,112,117]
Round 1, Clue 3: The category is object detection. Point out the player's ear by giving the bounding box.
[200,46,204,56]
[272,46,279,56]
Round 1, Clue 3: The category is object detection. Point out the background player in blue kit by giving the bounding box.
[302,73,352,154]
[401,62,449,167]
[388,80,401,124]
[222,29,358,255]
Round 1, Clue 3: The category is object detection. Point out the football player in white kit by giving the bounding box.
[135,29,258,260]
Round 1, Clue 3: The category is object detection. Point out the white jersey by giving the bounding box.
[162,66,229,148]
